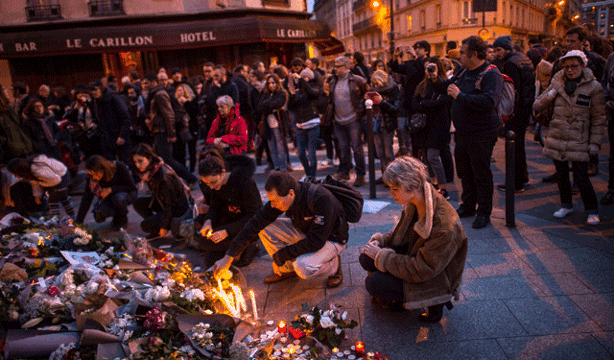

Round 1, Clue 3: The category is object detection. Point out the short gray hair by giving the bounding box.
[216,95,234,108]
[383,156,428,193]
[335,56,350,68]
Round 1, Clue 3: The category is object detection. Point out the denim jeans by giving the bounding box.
[359,253,404,302]
[94,191,136,223]
[427,148,446,185]
[296,126,321,178]
[334,120,365,176]
[268,127,287,170]
[373,129,395,172]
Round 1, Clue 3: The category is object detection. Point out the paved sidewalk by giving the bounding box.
[83,131,614,359]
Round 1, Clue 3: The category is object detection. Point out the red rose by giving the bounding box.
[47,286,60,296]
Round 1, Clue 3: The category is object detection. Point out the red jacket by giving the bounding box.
[206,106,248,155]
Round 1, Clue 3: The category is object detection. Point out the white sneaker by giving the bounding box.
[553,208,574,218]
[587,214,600,226]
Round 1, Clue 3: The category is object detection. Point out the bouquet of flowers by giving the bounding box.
[290,304,358,349]
[188,322,235,357]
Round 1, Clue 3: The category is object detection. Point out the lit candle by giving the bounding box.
[232,285,247,313]
[355,341,365,356]
[288,347,296,355]
[278,320,287,334]
[250,290,258,320]
[217,277,223,292]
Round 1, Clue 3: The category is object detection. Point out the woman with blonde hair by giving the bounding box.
[360,156,467,322]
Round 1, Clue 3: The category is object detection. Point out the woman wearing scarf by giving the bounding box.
[367,69,400,182]
[360,156,468,322]
[412,57,453,200]
[131,143,192,239]
[534,50,606,225]
[75,155,137,229]
[22,99,61,160]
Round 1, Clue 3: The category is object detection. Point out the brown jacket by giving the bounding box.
[147,86,176,137]
[374,184,468,308]
[534,68,606,163]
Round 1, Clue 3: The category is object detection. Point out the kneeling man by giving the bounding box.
[213,171,347,288]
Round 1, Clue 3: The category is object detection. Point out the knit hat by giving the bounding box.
[447,49,460,59]
[558,50,588,67]
[493,35,513,51]
[299,68,314,80]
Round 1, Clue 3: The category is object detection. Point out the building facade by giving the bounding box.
[314,0,549,64]
[582,0,614,39]
[0,0,340,91]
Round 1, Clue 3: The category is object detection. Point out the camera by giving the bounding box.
[427,64,437,73]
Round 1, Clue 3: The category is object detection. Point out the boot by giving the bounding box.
[419,301,453,323]
[326,256,343,288]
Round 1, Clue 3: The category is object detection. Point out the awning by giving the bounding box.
[0,17,339,58]
[312,37,345,56]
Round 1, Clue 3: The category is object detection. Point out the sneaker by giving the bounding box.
[553,207,574,218]
[600,190,614,205]
[587,214,600,226]
[439,189,451,200]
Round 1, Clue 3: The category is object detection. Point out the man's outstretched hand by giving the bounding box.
[212,254,234,278]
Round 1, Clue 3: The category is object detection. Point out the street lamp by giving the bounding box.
[372,0,395,55]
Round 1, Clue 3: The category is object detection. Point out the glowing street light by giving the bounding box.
[372,1,380,7]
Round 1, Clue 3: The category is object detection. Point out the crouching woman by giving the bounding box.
[360,156,468,322]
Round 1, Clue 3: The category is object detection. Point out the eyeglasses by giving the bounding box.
[334,64,346,68]
[563,64,581,70]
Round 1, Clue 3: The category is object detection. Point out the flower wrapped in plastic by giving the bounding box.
[290,304,357,349]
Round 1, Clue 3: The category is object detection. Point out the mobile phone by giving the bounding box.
[366,91,377,98]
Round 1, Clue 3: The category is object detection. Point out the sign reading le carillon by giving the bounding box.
[0,18,329,57]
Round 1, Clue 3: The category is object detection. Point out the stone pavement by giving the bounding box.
[81,130,614,360]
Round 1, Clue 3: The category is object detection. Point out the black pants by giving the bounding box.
[554,160,598,213]
[197,236,234,269]
[152,133,198,184]
[359,253,404,302]
[454,133,497,216]
[505,119,529,187]
[133,196,188,236]
[94,191,136,225]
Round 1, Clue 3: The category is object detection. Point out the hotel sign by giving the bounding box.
[0,18,330,58]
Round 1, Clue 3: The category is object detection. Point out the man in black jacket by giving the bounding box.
[493,35,536,193]
[436,36,503,229]
[89,80,132,163]
[213,171,347,288]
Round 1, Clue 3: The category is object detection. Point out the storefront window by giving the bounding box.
[25,0,62,21]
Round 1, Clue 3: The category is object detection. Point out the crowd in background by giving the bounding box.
[0,22,613,231]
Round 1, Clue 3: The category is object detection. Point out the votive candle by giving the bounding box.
[278,320,287,334]
[355,341,365,356]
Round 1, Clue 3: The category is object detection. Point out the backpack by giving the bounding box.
[476,64,517,122]
[307,175,364,223]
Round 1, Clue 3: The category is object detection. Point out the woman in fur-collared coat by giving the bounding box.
[360,156,468,322]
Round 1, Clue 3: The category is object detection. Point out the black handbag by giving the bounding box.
[409,113,427,134]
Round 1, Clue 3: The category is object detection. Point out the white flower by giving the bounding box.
[305,314,314,325]
[342,311,348,321]
[335,328,342,335]
[123,330,133,342]
[83,282,99,295]
[145,285,171,302]
[319,316,336,329]
[104,260,114,268]
[180,288,205,302]
[323,310,332,318]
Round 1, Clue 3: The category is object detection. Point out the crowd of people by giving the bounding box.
[0,25,612,320]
